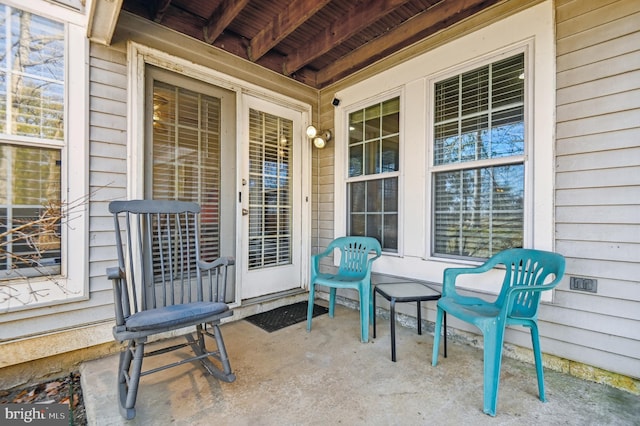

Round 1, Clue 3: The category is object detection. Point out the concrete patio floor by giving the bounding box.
[81,303,640,425]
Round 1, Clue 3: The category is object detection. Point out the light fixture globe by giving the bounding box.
[306,126,331,149]
[313,136,326,149]
[306,125,318,138]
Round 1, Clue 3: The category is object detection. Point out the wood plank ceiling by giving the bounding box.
[122,0,502,88]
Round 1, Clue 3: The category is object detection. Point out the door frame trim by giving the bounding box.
[237,95,310,300]
[127,42,312,307]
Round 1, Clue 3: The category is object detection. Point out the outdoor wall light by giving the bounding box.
[306,125,332,149]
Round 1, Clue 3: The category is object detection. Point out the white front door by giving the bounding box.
[240,96,304,300]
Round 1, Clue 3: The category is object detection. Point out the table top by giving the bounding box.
[374,282,441,301]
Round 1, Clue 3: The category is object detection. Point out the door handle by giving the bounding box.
[242,208,249,216]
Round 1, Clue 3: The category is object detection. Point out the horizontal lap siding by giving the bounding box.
[88,43,128,309]
[553,0,640,378]
[313,92,337,258]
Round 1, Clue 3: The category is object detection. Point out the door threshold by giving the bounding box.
[234,289,308,320]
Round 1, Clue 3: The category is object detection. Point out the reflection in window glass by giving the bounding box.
[0,6,65,280]
[432,53,525,259]
[1,7,65,140]
[0,145,61,278]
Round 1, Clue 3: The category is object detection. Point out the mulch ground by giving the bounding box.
[0,371,86,425]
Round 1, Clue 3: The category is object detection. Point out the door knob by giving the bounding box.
[242,208,249,216]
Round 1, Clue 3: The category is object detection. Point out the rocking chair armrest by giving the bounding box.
[107,266,124,280]
[198,256,235,271]
[106,266,127,326]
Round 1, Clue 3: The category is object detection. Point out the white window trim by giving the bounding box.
[2,0,86,26]
[333,1,555,295]
[0,1,89,312]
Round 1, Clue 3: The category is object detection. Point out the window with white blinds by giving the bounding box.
[432,53,525,260]
[347,96,400,252]
[247,108,292,269]
[150,80,221,262]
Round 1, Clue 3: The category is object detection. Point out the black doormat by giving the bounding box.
[245,301,328,333]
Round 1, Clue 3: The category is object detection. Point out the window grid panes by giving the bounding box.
[348,97,399,252]
[432,53,525,260]
[0,5,64,279]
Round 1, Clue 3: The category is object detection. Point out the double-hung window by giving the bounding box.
[0,2,87,309]
[0,6,64,278]
[431,53,525,260]
[347,96,400,252]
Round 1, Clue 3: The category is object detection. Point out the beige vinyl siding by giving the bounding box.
[553,0,640,378]
[87,42,129,319]
[311,92,338,257]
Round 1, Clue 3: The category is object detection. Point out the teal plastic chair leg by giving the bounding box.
[369,285,376,324]
[482,325,506,416]
[359,284,370,343]
[431,307,445,366]
[530,322,546,401]
[328,287,337,318]
[306,284,316,332]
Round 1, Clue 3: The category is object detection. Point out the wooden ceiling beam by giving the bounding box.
[316,0,496,86]
[248,0,332,62]
[203,0,250,44]
[283,0,413,75]
[151,0,172,23]
[207,33,320,86]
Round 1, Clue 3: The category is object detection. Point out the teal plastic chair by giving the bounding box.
[431,248,565,416]
[307,236,382,342]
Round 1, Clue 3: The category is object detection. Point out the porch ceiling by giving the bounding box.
[118,0,502,89]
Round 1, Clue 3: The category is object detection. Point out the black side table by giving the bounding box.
[373,282,447,362]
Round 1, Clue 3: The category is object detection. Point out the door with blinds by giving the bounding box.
[240,96,303,300]
[145,67,237,301]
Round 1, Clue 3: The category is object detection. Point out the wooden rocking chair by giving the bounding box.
[107,200,236,419]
